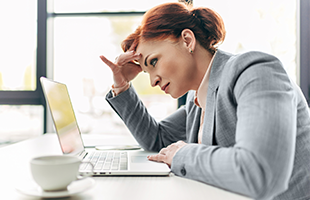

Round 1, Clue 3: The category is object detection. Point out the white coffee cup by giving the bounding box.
[30,155,93,191]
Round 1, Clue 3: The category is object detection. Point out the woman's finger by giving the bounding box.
[128,40,138,52]
[117,51,141,66]
[147,154,166,163]
[159,147,168,155]
[99,55,117,71]
[147,154,170,168]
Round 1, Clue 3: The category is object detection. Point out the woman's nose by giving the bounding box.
[151,76,161,87]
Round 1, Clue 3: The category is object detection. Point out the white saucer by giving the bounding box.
[16,177,95,198]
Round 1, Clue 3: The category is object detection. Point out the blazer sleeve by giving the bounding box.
[106,85,187,152]
[171,52,297,199]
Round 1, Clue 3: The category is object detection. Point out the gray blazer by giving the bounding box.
[106,50,310,200]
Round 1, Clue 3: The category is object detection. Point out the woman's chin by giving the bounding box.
[170,91,187,99]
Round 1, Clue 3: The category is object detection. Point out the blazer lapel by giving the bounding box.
[201,50,232,145]
[202,89,217,145]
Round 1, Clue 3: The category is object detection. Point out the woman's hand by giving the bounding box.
[100,50,142,88]
[147,141,187,168]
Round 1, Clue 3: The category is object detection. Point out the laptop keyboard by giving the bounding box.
[79,151,128,173]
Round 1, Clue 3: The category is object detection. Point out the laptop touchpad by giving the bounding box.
[131,156,149,163]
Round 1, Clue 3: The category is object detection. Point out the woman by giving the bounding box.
[100,2,310,200]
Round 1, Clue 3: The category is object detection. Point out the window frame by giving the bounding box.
[0,0,308,135]
[0,0,48,131]
[0,0,47,105]
[299,0,310,105]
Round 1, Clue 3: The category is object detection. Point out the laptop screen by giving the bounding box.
[40,77,84,155]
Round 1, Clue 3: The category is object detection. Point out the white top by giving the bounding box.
[194,52,216,143]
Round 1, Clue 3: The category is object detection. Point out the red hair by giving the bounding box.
[121,2,226,54]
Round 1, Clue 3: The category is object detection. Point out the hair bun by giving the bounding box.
[122,2,225,54]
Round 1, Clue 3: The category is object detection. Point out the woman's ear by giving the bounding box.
[181,29,196,53]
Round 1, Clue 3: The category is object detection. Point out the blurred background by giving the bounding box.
[0,0,309,146]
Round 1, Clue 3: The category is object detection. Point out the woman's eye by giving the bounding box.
[150,58,158,67]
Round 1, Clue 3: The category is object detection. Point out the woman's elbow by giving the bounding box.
[248,174,290,200]
[236,151,292,199]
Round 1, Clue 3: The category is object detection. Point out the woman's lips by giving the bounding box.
[161,83,170,93]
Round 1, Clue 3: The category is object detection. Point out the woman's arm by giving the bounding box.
[106,85,187,152]
[100,49,186,152]
[171,53,297,199]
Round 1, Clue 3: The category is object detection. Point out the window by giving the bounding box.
[48,1,178,135]
[48,0,310,137]
[0,0,45,145]
[0,0,309,145]
[195,0,310,105]
[0,1,37,91]
[195,0,298,82]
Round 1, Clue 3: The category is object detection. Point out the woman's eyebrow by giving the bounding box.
[144,55,150,67]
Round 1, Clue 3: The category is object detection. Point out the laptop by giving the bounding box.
[40,77,170,176]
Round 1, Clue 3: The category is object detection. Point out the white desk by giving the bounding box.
[0,134,252,200]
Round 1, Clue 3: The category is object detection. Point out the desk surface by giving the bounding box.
[0,134,252,200]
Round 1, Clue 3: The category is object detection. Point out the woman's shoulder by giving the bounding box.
[217,49,284,77]
[215,49,290,90]
[222,50,281,66]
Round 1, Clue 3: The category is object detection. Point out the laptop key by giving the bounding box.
[103,164,111,170]
[99,156,106,162]
[95,163,104,170]
[120,164,127,170]
[111,165,119,170]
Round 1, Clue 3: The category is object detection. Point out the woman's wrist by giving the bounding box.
[112,82,130,96]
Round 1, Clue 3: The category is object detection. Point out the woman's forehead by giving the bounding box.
[136,38,178,53]
[136,40,156,52]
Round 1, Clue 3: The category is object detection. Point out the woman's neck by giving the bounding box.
[192,46,214,91]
